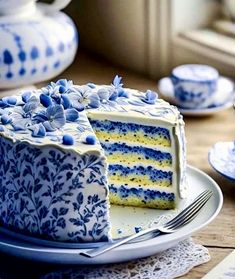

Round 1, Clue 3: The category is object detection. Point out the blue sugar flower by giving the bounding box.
[97,88,109,102]
[40,93,53,108]
[1,114,11,125]
[109,75,125,101]
[23,96,39,114]
[41,84,59,96]
[21,91,32,103]
[65,108,79,122]
[10,107,32,130]
[32,110,48,123]
[88,93,100,108]
[41,80,74,99]
[55,79,74,93]
[64,91,83,110]
[67,86,100,110]
[72,98,85,111]
[112,75,123,88]
[0,96,17,108]
[62,134,74,145]
[85,135,96,145]
[11,96,39,130]
[141,90,158,104]
[12,96,39,127]
[42,105,66,131]
[41,83,61,105]
[29,123,46,138]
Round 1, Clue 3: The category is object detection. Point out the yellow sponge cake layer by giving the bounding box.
[105,151,172,168]
[109,174,171,187]
[95,131,171,147]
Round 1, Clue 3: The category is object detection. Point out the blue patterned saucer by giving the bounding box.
[158,76,235,116]
[209,141,235,181]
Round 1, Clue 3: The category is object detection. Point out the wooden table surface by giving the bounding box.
[0,51,234,278]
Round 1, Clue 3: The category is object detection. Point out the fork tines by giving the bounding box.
[165,189,213,230]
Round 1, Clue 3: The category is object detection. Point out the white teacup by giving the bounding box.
[170,64,219,109]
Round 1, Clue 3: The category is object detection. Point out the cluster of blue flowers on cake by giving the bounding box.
[0,75,159,144]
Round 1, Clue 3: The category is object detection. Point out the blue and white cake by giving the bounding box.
[0,76,187,242]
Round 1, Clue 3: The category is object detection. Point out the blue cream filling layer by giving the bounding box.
[89,120,171,139]
[100,142,172,163]
[109,164,172,183]
[109,185,175,201]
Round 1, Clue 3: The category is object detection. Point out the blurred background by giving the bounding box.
[64,0,235,80]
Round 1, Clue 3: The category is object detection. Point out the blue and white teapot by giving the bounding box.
[0,0,78,89]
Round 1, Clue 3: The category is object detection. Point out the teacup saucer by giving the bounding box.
[158,76,235,116]
[208,141,235,181]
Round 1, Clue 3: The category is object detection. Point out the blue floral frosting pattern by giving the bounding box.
[0,137,109,242]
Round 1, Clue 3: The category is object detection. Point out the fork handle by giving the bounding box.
[80,226,161,258]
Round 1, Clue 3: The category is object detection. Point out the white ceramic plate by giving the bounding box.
[0,165,222,265]
[158,76,235,116]
[209,141,235,181]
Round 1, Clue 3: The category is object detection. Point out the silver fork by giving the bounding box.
[80,189,213,258]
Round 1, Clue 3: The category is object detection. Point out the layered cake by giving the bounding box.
[0,76,187,242]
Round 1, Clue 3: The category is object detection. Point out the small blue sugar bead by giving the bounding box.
[22,91,32,103]
[85,135,96,145]
[62,134,74,145]
[135,227,142,233]
[40,93,53,107]
[4,96,17,106]
[58,85,66,93]
[0,125,4,131]
[117,228,123,234]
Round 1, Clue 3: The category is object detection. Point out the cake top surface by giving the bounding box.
[172,64,219,82]
[0,76,182,153]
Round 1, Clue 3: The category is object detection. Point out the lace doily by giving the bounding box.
[41,238,210,279]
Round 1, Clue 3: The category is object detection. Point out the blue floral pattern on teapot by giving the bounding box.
[0,0,78,89]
